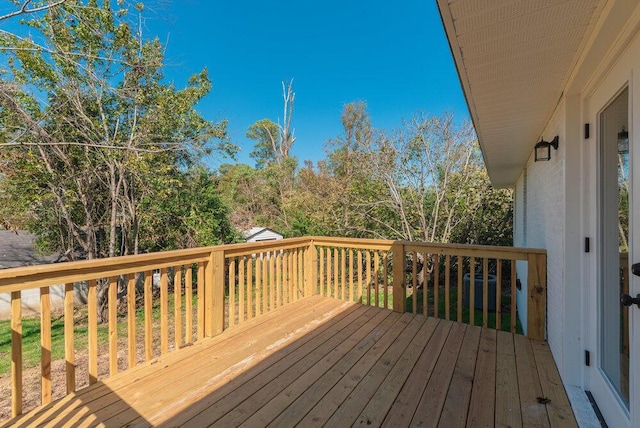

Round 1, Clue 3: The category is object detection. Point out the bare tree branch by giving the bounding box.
[0,0,67,22]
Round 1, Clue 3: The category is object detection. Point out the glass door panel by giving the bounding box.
[599,87,629,407]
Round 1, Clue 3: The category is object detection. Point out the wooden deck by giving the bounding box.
[2,296,576,427]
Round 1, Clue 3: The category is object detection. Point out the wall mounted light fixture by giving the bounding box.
[618,126,629,154]
[534,136,559,162]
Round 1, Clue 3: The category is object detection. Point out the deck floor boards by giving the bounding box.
[3,296,577,428]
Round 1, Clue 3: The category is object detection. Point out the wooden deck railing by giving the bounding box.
[0,236,545,419]
[312,237,547,340]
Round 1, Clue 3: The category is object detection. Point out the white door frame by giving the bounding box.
[584,64,639,427]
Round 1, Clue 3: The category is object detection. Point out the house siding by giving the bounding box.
[245,229,283,243]
[514,101,567,377]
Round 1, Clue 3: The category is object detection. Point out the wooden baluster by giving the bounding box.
[196,264,205,340]
[275,251,281,307]
[333,248,339,299]
[483,258,489,328]
[412,253,418,314]
[247,257,254,320]
[319,248,325,297]
[160,268,169,354]
[255,255,262,316]
[373,251,380,307]
[269,251,280,310]
[341,248,346,301]
[357,251,363,304]
[289,249,295,301]
[239,257,245,324]
[383,251,389,309]
[296,248,304,300]
[88,279,98,384]
[366,251,372,306]
[282,250,292,303]
[262,253,269,311]
[64,282,75,393]
[457,256,463,323]
[127,275,136,369]
[326,248,333,297]
[263,252,269,311]
[185,265,193,342]
[445,255,450,321]
[511,260,516,334]
[434,254,439,318]
[144,271,154,357]
[496,259,503,331]
[336,248,347,300]
[229,259,236,327]
[469,257,476,326]
[40,286,51,405]
[11,291,22,417]
[205,253,214,337]
[108,276,118,375]
[270,251,276,309]
[174,266,183,348]
[422,253,427,316]
[349,249,354,302]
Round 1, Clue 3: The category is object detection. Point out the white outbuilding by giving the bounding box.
[242,227,283,243]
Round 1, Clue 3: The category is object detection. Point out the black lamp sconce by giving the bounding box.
[534,136,559,162]
[618,126,629,154]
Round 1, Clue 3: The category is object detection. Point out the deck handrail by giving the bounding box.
[0,236,546,420]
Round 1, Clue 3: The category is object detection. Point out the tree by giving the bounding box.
[247,79,296,168]
[140,167,238,251]
[321,107,512,245]
[0,0,232,259]
[0,0,67,22]
[0,1,235,320]
[247,119,279,169]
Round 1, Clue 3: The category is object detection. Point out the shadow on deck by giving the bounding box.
[2,296,576,427]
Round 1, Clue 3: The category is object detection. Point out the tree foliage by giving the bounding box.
[0,0,236,260]
[229,101,513,247]
[247,80,295,169]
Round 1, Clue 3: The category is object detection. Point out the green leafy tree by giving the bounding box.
[247,119,279,169]
[247,80,296,169]
[0,0,232,259]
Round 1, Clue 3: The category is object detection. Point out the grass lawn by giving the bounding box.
[406,285,523,334]
[0,292,196,377]
[0,312,99,377]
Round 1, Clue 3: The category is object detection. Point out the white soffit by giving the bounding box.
[438,0,604,187]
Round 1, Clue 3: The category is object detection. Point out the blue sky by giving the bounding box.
[146,1,468,167]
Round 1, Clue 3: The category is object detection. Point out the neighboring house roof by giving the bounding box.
[242,227,283,241]
[0,230,59,269]
[437,0,605,187]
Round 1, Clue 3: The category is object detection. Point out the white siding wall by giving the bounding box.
[513,101,567,376]
[246,229,283,243]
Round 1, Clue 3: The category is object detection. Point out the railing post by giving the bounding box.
[211,249,226,335]
[527,253,547,340]
[304,240,318,297]
[392,243,406,313]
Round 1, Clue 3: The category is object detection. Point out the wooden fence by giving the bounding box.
[0,236,546,419]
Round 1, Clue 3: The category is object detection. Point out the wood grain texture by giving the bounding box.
[40,287,51,405]
[0,237,551,426]
[64,282,75,394]
[11,291,22,417]
[1,297,574,428]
